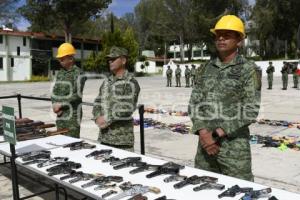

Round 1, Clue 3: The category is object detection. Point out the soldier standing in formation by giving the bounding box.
[190,64,196,87]
[175,65,182,87]
[266,61,275,89]
[51,43,86,138]
[292,64,299,88]
[93,46,140,151]
[188,15,261,181]
[281,61,289,90]
[185,65,191,87]
[166,65,173,87]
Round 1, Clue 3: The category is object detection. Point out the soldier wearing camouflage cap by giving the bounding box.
[93,46,140,151]
[188,15,261,181]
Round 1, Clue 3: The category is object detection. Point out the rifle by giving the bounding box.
[22,158,50,166]
[218,185,253,198]
[81,176,123,189]
[17,128,70,141]
[85,149,113,159]
[102,190,118,199]
[129,164,161,174]
[127,194,148,200]
[113,161,147,170]
[60,171,97,183]
[20,150,51,161]
[163,174,187,183]
[240,188,272,200]
[146,162,185,178]
[154,196,176,200]
[193,182,225,191]
[37,157,69,168]
[108,185,160,200]
[173,175,218,189]
[110,157,141,166]
[63,140,96,150]
[102,156,120,163]
[46,161,81,176]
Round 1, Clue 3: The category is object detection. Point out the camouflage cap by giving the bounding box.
[106,46,128,58]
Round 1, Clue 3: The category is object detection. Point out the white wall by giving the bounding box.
[255,60,299,76]
[162,61,201,77]
[135,61,156,73]
[8,36,30,56]
[0,57,7,81]
[12,58,31,80]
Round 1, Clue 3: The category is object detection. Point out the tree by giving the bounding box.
[83,28,139,72]
[18,0,112,42]
[0,0,20,27]
[251,0,300,59]
[133,0,247,61]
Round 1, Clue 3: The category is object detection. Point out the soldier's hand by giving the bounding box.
[53,104,62,113]
[204,143,220,155]
[96,116,108,129]
[57,110,63,117]
[215,128,226,137]
[198,129,219,155]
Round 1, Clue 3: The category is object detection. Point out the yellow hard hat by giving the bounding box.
[56,43,76,58]
[210,15,245,38]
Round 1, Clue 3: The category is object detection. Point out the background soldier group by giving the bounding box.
[166,65,198,87]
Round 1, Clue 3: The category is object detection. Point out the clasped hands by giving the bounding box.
[199,128,225,155]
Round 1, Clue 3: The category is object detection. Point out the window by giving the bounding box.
[17,47,20,56]
[23,37,26,46]
[0,35,3,44]
[11,58,14,67]
[0,57,3,70]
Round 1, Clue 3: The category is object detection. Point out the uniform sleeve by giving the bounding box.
[51,71,63,104]
[92,81,106,121]
[220,65,261,138]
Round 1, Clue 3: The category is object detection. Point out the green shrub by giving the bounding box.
[30,75,49,82]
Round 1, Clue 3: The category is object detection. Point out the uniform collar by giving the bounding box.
[109,70,130,81]
[211,54,245,69]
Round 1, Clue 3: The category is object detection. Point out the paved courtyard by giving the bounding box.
[1,75,300,199]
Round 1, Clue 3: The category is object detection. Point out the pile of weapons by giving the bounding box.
[144,107,188,117]
[19,142,277,200]
[257,119,300,128]
[134,118,190,134]
[0,118,69,141]
[250,134,300,151]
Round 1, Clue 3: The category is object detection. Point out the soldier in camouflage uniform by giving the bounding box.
[292,64,298,88]
[175,65,182,87]
[188,15,261,181]
[281,62,289,90]
[92,46,140,151]
[51,43,86,138]
[184,65,191,87]
[266,61,275,89]
[190,64,196,87]
[166,65,173,87]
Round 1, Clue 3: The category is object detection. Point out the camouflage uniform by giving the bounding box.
[166,68,173,87]
[190,66,196,87]
[92,70,140,151]
[188,54,261,181]
[266,64,274,89]
[51,65,86,138]
[281,64,289,90]
[184,66,191,87]
[292,65,299,88]
[175,67,182,87]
